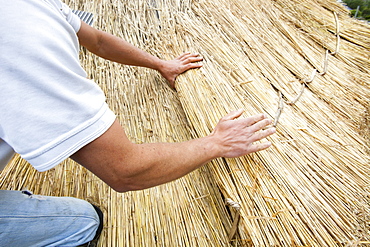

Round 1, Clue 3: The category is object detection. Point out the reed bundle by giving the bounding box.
[1,0,369,246]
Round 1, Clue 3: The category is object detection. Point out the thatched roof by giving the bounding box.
[1,0,369,246]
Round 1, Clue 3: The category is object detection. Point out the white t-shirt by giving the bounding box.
[0,0,116,171]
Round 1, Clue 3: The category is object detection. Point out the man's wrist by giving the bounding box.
[151,57,165,72]
[200,134,222,161]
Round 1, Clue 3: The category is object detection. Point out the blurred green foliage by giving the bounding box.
[343,0,370,20]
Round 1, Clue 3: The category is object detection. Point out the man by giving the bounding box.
[0,0,276,246]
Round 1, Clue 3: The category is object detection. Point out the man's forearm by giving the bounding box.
[97,32,163,70]
[78,21,164,70]
[117,137,219,192]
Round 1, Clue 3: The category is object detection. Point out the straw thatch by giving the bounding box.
[1,0,369,246]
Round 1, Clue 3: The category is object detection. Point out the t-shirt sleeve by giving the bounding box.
[60,2,81,32]
[0,0,116,172]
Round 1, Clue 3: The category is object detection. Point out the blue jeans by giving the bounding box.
[0,190,100,246]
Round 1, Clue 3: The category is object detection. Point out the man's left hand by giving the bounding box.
[159,53,203,89]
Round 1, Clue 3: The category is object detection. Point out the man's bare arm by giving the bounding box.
[76,21,202,88]
[71,110,276,192]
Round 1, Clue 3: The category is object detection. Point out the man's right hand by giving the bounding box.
[209,109,275,158]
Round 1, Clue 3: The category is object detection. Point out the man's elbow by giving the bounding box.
[111,184,134,193]
[111,184,130,193]
[108,176,147,193]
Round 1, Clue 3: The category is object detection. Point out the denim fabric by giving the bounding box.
[0,190,99,246]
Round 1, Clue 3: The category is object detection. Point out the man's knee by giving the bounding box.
[0,190,103,246]
[78,204,104,247]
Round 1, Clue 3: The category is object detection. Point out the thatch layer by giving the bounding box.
[1,0,369,246]
[149,0,370,245]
